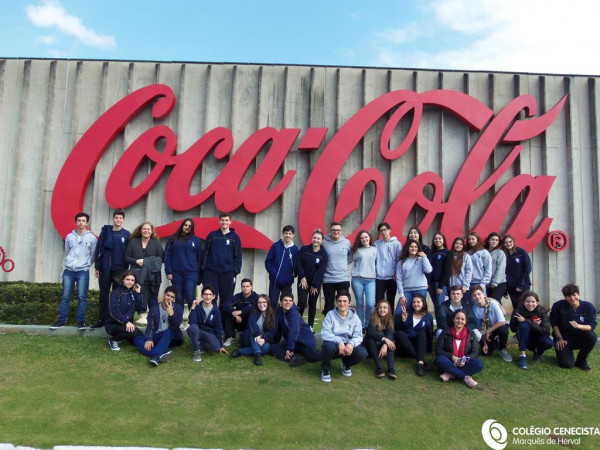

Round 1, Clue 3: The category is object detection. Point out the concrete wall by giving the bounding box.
[1,58,598,309]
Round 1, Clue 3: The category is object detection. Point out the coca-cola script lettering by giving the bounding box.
[51,84,566,252]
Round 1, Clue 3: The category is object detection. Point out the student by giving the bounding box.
[202,213,242,305]
[364,300,397,379]
[484,232,507,303]
[221,278,259,347]
[448,237,472,300]
[550,283,597,371]
[437,286,477,336]
[125,221,164,309]
[471,286,512,362]
[435,310,484,388]
[395,239,432,312]
[187,286,228,362]
[104,270,145,351]
[395,293,434,376]
[509,290,553,369]
[231,294,276,366]
[270,292,321,367]
[503,235,532,311]
[93,210,130,329]
[465,232,492,306]
[320,291,368,383]
[374,222,402,312]
[407,226,431,256]
[265,225,299,309]
[351,230,377,329]
[164,218,203,309]
[296,229,328,331]
[321,222,352,315]
[50,212,97,330]
[427,232,451,329]
[142,286,183,366]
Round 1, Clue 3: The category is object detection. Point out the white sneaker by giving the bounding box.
[223,337,235,347]
[498,349,513,362]
[192,350,202,362]
[108,340,121,351]
[341,362,352,377]
[321,369,331,383]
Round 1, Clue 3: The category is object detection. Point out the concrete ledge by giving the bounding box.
[0,324,111,337]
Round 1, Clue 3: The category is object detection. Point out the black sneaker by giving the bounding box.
[231,350,242,359]
[159,351,172,363]
[386,368,397,380]
[416,363,426,377]
[575,358,592,372]
[108,340,121,351]
[321,369,331,382]
[149,357,159,367]
[254,355,263,366]
[77,322,87,331]
[289,354,306,367]
[90,322,104,329]
[49,321,66,330]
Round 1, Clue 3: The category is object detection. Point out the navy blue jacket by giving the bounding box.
[272,305,317,352]
[295,245,328,290]
[202,228,242,274]
[248,309,276,342]
[550,299,597,342]
[438,300,477,333]
[145,303,184,342]
[505,247,532,290]
[164,236,203,279]
[265,239,298,287]
[396,311,434,338]
[94,225,130,284]
[188,303,223,348]
[105,285,144,328]
[221,291,258,317]
[427,248,451,286]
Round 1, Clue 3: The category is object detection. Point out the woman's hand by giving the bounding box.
[166,274,173,281]
[310,287,318,295]
[299,277,308,289]
[514,313,525,323]
[378,344,388,358]
[255,336,265,346]
[285,350,294,360]
[136,259,144,267]
[399,297,407,307]
[383,337,396,351]
[219,348,228,354]
[401,305,408,322]
[417,251,427,258]
[134,283,141,293]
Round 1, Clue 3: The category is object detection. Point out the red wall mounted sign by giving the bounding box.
[51,84,566,252]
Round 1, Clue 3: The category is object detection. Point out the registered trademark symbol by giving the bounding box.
[547,231,568,252]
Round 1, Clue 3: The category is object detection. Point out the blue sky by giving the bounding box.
[3,0,599,75]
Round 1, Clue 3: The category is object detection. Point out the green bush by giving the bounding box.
[0,281,99,325]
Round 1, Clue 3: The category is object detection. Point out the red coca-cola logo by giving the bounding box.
[51,84,566,252]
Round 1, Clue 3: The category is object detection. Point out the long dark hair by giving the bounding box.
[451,237,466,276]
[168,217,195,243]
[257,294,276,330]
[484,232,502,251]
[400,239,422,261]
[431,231,448,251]
[352,230,373,254]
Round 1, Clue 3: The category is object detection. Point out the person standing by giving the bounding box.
[321,222,352,315]
[92,210,130,329]
[296,229,328,331]
[202,213,242,306]
[374,222,402,312]
[265,225,299,309]
[503,235,532,311]
[50,212,97,330]
[351,230,377,329]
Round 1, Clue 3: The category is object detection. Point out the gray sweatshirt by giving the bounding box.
[321,307,363,347]
[396,256,432,297]
[64,230,97,272]
[322,234,352,283]
[351,246,377,279]
[374,237,402,279]
[489,248,507,287]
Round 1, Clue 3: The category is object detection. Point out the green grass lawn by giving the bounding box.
[0,332,598,449]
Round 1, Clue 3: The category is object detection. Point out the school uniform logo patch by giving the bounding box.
[515,258,520,263]
[316,258,320,264]
[226,239,230,245]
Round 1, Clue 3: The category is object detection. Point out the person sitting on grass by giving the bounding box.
[395,293,434,377]
[471,286,512,363]
[270,292,321,367]
[231,294,276,366]
[141,286,183,367]
[105,270,145,352]
[363,300,397,379]
[509,290,553,369]
[320,291,368,383]
[550,283,597,371]
[187,285,228,362]
[434,310,484,389]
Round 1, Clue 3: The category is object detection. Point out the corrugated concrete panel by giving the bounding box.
[0,58,597,309]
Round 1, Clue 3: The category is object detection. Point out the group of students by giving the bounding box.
[48,211,597,386]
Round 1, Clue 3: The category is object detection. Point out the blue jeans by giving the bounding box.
[134,329,172,358]
[428,282,447,328]
[58,269,89,323]
[187,324,221,353]
[517,321,554,354]
[238,329,271,356]
[351,277,375,327]
[434,354,484,381]
[395,289,428,317]
[171,272,198,308]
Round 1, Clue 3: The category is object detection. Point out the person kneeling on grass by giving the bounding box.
[141,286,184,367]
[471,286,512,363]
[509,290,553,369]
[364,300,397,379]
[231,294,276,366]
[105,270,145,352]
[270,292,322,367]
[434,310,484,389]
[187,285,228,362]
[320,291,368,383]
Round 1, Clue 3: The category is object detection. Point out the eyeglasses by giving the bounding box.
[203,292,215,297]
[330,228,342,232]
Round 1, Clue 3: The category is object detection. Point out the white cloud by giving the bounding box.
[35,34,56,45]
[26,0,115,50]
[373,0,600,75]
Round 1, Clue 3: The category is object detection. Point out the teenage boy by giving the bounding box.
[551,283,597,371]
[436,286,476,337]
[265,225,299,309]
[92,210,130,329]
[202,213,242,305]
[50,212,97,330]
[374,222,402,312]
[221,278,259,346]
[141,286,183,367]
[321,222,352,315]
